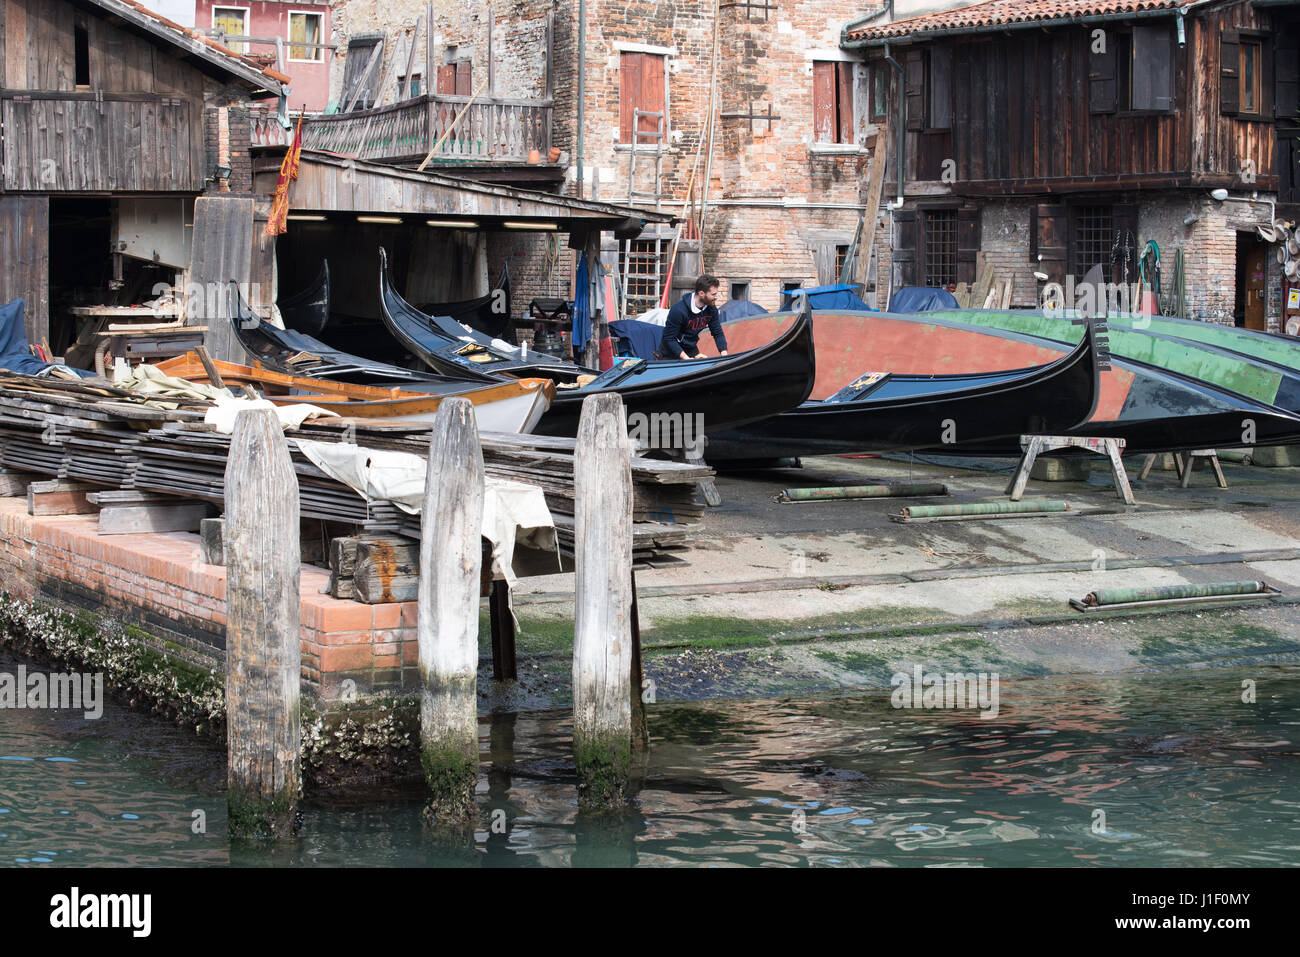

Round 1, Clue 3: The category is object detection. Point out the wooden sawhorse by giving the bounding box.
[1007,435,1135,505]
[1137,450,1227,489]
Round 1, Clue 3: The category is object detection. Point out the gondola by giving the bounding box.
[704,318,1102,460]
[711,308,1300,457]
[277,261,330,336]
[538,305,817,437]
[378,247,593,384]
[230,282,482,389]
[379,248,817,437]
[931,308,1300,414]
[156,350,555,434]
[415,262,511,340]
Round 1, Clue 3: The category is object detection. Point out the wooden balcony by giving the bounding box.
[249,94,553,165]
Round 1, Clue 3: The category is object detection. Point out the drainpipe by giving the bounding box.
[1176,10,1186,47]
[576,0,586,199]
[883,40,905,210]
[839,0,892,47]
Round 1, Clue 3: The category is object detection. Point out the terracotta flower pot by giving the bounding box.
[527,149,541,164]
[548,146,562,163]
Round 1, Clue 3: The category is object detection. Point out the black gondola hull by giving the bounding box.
[705,322,1100,460]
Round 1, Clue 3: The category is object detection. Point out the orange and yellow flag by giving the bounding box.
[264,114,304,237]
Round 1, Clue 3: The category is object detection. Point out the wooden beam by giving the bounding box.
[572,392,635,807]
[224,407,301,838]
[418,397,484,823]
[98,502,211,535]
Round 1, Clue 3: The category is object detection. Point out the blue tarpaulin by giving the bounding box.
[887,286,960,313]
[719,299,768,322]
[608,319,663,360]
[571,255,591,354]
[780,283,874,312]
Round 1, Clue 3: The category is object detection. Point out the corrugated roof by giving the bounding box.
[845,0,1201,43]
[89,0,291,88]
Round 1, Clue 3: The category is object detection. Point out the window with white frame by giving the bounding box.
[289,11,324,63]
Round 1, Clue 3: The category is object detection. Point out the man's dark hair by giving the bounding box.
[694,274,720,294]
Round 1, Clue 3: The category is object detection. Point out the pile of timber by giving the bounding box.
[0,380,709,576]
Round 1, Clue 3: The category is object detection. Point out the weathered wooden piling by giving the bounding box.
[418,397,485,823]
[223,408,301,838]
[572,393,636,805]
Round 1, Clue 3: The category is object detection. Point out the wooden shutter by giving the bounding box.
[1221,30,1240,115]
[892,210,919,286]
[641,53,665,141]
[620,53,643,143]
[1277,32,1299,122]
[928,47,952,129]
[956,207,980,284]
[454,60,472,95]
[813,61,836,142]
[1089,31,1117,113]
[1031,204,1068,286]
[905,51,924,131]
[837,62,855,144]
[1132,25,1172,111]
[437,63,456,94]
[1261,37,1275,120]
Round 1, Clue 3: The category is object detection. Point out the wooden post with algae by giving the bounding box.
[224,407,301,838]
[572,392,636,805]
[418,397,485,822]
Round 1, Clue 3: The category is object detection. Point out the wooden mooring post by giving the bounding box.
[573,393,639,805]
[418,397,485,823]
[224,408,301,838]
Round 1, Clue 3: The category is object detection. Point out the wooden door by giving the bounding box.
[188,196,254,363]
[1241,236,1269,331]
[0,195,50,345]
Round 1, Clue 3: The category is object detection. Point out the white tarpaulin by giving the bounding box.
[203,395,339,433]
[293,439,558,588]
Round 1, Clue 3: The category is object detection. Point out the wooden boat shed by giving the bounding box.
[218,147,676,365]
[0,0,288,358]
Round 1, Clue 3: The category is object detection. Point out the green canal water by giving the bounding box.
[2,648,1298,867]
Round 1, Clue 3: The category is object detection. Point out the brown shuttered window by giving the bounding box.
[813,61,855,144]
[620,53,667,144]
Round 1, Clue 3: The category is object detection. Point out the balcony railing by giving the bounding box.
[249,94,553,165]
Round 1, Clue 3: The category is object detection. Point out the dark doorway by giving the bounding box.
[48,198,112,355]
[1235,231,1270,330]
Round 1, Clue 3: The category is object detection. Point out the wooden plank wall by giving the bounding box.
[188,196,254,364]
[1193,3,1277,180]
[908,5,1277,188]
[2,96,203,192]
[0,196,51,345]
[1,0,209,94]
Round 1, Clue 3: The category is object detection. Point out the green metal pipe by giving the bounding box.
[1215,449,1252,464]
[781,482,947,502]
[901,501,1069,518]
[1084,580,1267,607]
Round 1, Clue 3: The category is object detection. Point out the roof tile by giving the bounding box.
[846,0,1198,42]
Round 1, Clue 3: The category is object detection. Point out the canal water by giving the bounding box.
[2,647,1298,867]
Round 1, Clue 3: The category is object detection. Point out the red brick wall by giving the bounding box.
[0,498,419,701]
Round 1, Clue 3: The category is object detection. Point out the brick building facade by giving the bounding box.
[319,0,896,315]
[849,0,1300,331]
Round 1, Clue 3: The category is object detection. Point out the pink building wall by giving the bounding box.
[196,0,333,111]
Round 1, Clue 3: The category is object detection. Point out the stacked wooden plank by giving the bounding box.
[0,381,709,573]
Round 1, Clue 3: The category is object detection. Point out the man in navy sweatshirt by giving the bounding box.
[658,274,729,360]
